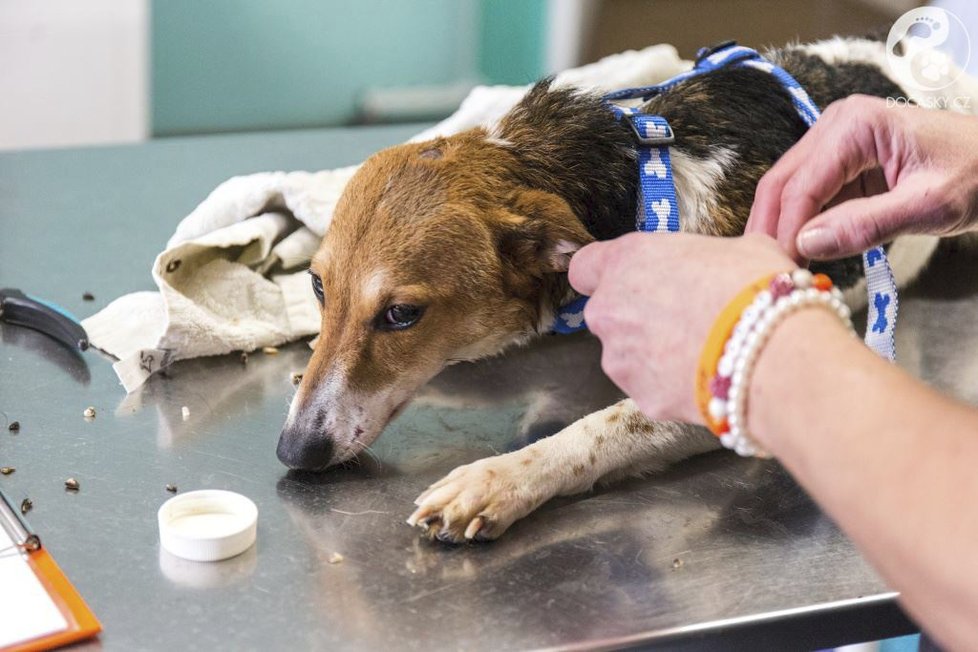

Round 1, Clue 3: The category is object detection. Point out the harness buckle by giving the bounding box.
[696,40,738,65]
[627,116,675,146]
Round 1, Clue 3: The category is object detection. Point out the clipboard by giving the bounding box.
[0,489,101,651]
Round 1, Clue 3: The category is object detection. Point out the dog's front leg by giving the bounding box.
[407,399,720,543]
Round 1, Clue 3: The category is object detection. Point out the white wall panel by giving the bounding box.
[0,0,148,151]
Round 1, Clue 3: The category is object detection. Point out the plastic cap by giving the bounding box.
[158,490,258,562]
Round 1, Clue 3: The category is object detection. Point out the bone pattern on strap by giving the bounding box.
[553,42,899,363]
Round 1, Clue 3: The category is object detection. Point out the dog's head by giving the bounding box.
[277,130,593,470]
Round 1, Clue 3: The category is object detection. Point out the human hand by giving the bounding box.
[568,233,795,423]
[747,95,978,262]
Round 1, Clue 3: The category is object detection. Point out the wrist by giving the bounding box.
[697,270,854,456]
[748,307,863,454]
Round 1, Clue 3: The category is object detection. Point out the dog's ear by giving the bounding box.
[497,188,594,275]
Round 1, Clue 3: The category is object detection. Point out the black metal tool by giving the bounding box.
[0,288,89,352]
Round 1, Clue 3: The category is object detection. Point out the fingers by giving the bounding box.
[795,184,924,259]
[746,127,821,238]
[747,96,890,260]
[746,168,788,239]
[744,103,850,238]
[774,136,869,260]
[567,240,611,296]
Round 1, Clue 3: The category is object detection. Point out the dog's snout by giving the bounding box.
[277,424,335,471]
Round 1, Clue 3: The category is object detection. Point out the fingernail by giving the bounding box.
[797,227,834,259]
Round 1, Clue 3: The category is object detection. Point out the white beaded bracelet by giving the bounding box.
[709,270,856,457]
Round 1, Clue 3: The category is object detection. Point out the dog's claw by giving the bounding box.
[435,530,458,544]
[464,516,485,540]
[406,507,434,528]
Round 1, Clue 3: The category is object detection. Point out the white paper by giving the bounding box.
[0,525,68,648]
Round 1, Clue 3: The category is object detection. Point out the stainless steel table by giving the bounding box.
[2,126,975,651]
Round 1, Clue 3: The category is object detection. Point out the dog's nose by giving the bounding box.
[276,426,334,471]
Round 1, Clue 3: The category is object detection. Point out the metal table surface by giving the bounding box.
[2,126,975,651]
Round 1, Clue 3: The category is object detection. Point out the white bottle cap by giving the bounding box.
[158,490,258,562]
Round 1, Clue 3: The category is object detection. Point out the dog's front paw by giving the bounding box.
[406,453,546,544]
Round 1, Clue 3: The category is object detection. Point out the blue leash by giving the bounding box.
[553,42,899,362]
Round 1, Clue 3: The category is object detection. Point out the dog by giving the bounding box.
[277,34,971,543]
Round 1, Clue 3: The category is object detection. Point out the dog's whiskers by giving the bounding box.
[361,443,382,466]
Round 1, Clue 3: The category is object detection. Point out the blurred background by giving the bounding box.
[0,0,960,151]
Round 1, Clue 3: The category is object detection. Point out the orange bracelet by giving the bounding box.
[695,274,778,434]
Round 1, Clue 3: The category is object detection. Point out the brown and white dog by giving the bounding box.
[278,35,970,543]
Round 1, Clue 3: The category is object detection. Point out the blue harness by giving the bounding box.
[553,42,899,362]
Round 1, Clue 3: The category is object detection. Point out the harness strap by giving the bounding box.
[553,42,899,363]
[612,109,680,233]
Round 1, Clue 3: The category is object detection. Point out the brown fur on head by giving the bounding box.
[277,130,593,470]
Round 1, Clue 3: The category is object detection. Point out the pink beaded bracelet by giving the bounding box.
[704,270,856,457]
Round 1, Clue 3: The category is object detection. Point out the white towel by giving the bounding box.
[83,44,691,393]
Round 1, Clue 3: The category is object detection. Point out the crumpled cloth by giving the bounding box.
[83,44,691,393]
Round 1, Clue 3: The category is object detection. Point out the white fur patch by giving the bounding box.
[362,270,388,302]
[670,147,736,234]
[484,122,513,147]
[548,239,580,271]
[485,135,514,148]
[790,37,893,73]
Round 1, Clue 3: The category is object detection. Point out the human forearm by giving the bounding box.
[751,309,978,650]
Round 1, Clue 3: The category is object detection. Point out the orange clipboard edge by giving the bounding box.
[8,547,102,652]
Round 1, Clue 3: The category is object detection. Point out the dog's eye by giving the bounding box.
[309,270,324,304]
[379,304,424,331]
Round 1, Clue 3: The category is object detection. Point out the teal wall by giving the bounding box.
[152,0,546,136]
[478,0,547,85]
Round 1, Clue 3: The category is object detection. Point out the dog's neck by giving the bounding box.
[496,81,739,241]
[494,80,733,331]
